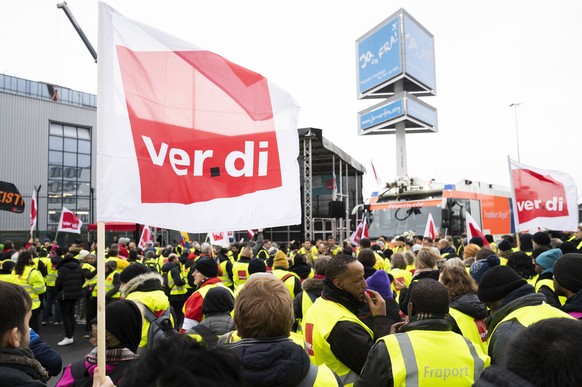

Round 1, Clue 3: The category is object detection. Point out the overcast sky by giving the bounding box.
[3,0,581,201]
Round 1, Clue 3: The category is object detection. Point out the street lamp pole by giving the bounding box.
[509,103,522,162]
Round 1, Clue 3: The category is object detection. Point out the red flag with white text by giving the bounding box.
[138,226,154,250]
[508,158,578,232]
[97,3,301,233]
[423,213,437,240]
[57,207,83,234]
[30,190,37,234]
[465,212,489,247]
[350,211,369,246]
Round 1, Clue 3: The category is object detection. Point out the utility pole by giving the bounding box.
[57,2,97,62]
[509,103,522,162]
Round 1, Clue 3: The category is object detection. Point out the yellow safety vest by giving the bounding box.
[488,304,574,342]
[382,329,490,386]
[525,274,539,287]
[448,307,488,353]
[232,260,250,290]
[105,270,122,299]
[534,278,567,306]
[219,258,234,288]
[13,266,46,310]
[126,291,172,348]
[82,263,97,288]
[45,258,59,287]
[302,298,373,386]
[374,252,387,271]
[165,268,187,296]
[183,282,235,319]
[272,269,300,299]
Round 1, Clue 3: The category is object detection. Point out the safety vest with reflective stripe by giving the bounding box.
[13,266,46,310]
[301,363,341,387]
[189,282,234,320]
[382,329,490,386]
[232,260,250,290]
[535,278,567,306]
[105,270,122,299]
[488,303,574,342]
[82,263,97,288]
[448,307,488,353]
[44,258,59,287]
[165,268,187,297]
[302,297,373,386]
[272,269,300,299]
[219,258,234,288]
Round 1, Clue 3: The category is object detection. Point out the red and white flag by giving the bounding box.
[465,212,489,247]
[138,225,154,250]
[349,212,369,246]
[370,159,383,186]
[208,231,234,248]
[57,207,83,234]
[30,190,37,234]
[423,213,437,240]
[509,158,578,232]
[97,3,301,233]
[247,229,256,240]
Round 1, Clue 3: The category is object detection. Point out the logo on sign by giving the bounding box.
[116,47,283,204]
[62,212,80,229]
[513,168,569,222]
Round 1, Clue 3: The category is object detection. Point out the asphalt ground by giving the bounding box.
[36,320,94,387]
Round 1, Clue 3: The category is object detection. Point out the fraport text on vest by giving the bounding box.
[423,365,469,381]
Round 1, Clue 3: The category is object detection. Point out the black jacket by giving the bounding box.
[535,272,561,308]
[293,277,324,322]
[474,365,535,387]
[355,317,452,387]
[562,289,582,318]
[0,347,49,386]
[225,337,340,387]
[448,293,488,334]
[323,283,392,375]
[55,257,84,301]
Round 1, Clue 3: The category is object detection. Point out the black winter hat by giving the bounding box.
[478,266,526,303]
[532,231,551,246]
[470,255,500,284]
[194,257,218,278]
[103,300,142,354]
[202,286,235,315]
[497,239,512,252]
[248,258,266,275]
[469,236,484,247]
[519,233,533,251]
[119,263,150,284]
[553,253,582,292]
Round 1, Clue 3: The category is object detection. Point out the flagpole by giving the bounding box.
[97,221,106,381]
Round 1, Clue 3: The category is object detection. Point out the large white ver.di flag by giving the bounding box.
[509,158,578,232]
[97,2,301,233]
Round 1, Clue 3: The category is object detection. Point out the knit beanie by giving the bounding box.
[202,286,235,315]
[470,255,500,284]
[535,248,562,272]
[519,233,533,251]
[273,250,289,269]
[553,253,582,292]
[478,266,527,303]
[78,249,90,260]
[194,257,218,278]
[497,239,512,253]
[104,300,142,354]
[469,236,484,248]
[145,250,156,259]
[559,242,577,255]
[248,258,267,275]
[532,231,551,246]
[119,263,151,284]
[366,269,392,299]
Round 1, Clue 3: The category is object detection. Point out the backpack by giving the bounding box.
[143,305,178,349]
[144,259,160,273]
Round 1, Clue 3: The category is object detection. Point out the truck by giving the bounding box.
[364,177,514,239]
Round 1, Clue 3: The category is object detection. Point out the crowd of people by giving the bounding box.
[0,227,581,386]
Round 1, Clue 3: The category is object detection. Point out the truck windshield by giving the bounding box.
[368,205,442,239]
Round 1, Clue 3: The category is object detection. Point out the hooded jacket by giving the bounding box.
[293,277,324,322]
[55,256,84,301]
[225,337,338,387]
[0,347,49,386]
